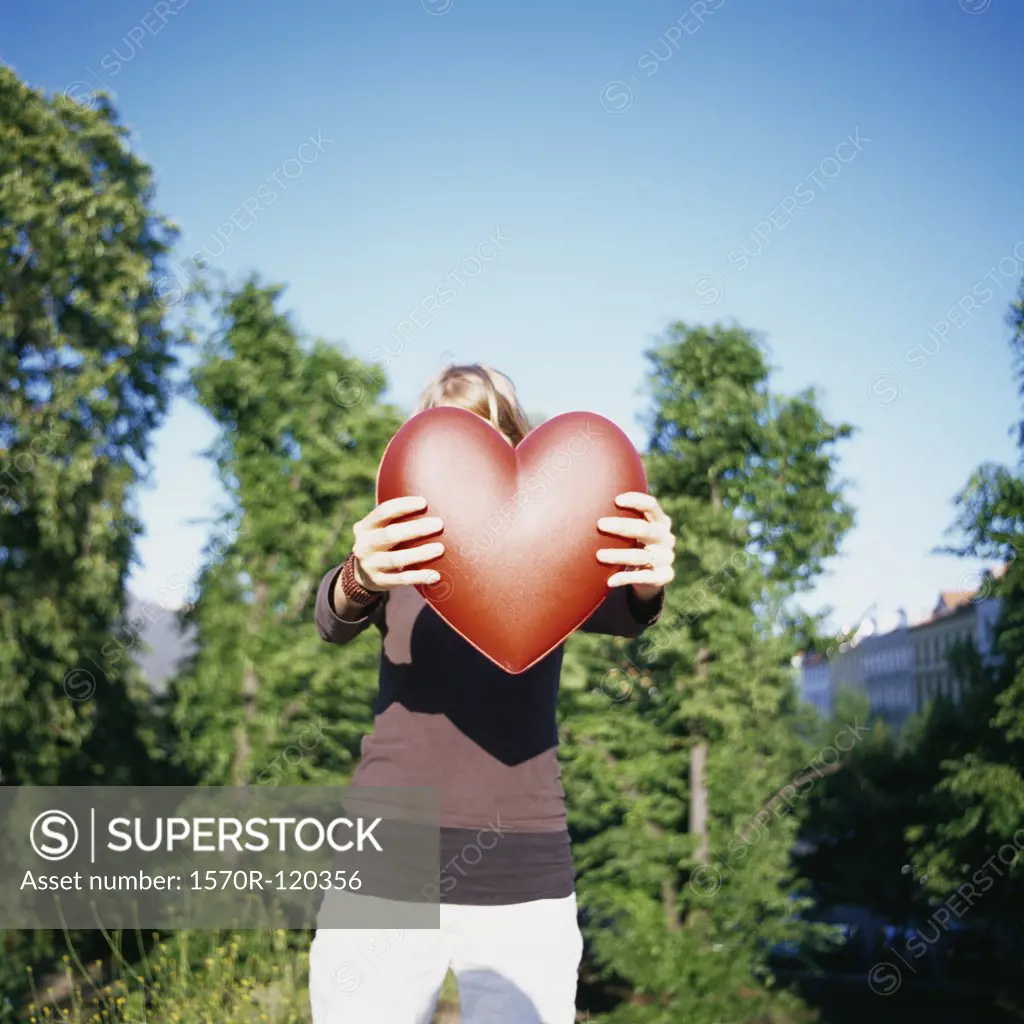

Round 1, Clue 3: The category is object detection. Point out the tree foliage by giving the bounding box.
[165,279,400,786]
[902,283,1024,952]
[0,65,182,1016]
[796,281,1024,986]
[560,323,855,1022]
[0,67,181,784]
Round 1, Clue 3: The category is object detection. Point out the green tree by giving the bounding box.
[0,67,183,1019]
[560,322,854,1022]
[0,64,183,782]
[795,685,922,927]
[166,279,400,786]
[905,281,1024,969]
[0,67,180,787]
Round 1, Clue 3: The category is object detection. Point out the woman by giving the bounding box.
[309,364,675,1023]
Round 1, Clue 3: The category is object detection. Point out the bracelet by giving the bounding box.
[340,553,382,607]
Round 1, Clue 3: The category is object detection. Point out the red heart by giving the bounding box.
[375,406,648,673]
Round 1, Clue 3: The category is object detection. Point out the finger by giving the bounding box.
[374,542,445,571]
[388,569,443,587]
[597,517,664,544]
[614,491,656,512]
[596,547,670,567]
[607,566,674,588]
[365,517,444,551]
[367,495,428,527]
[615,491,670,526]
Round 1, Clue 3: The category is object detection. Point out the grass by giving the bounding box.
[19,930,463,1024]
[17,931,1023,1024]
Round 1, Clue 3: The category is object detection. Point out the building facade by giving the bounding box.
[910,592,1002,708]
[799,653,832,717]
[797,566,1004,728]
[829,634,866,699]
[858,616,916,731]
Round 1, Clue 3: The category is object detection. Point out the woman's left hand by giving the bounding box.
[596,492,676,601]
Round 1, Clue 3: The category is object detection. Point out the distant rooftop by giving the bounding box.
[935,590,976,615]
[795,563,1005,664]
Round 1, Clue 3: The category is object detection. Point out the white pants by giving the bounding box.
[308,894,583,1023]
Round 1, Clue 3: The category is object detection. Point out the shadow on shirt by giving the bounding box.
[376,586,565,768]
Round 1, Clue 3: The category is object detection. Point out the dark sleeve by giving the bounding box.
[578,586,665,638]
[314,562,387,645]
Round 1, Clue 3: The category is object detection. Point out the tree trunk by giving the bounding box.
[231,657,258,786]
[689,739,709,865]
[280,508,347,623]
[690,643,711,865]
[231,562,275,785]
[579,734,681,931]
[661,875,681,932]
[690,473,720,865]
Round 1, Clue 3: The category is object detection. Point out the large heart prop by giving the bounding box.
[375,406,648,673]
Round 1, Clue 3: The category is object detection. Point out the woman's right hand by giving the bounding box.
[351,495,445,592]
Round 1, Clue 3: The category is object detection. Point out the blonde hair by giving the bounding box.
[414,363,532,446]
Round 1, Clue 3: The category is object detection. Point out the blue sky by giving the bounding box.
[4,0,1023,630]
